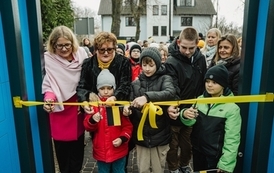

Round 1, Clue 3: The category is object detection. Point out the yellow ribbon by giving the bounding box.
[13,93,274,141]
[137,102,163,141]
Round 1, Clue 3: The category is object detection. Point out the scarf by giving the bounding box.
[42,47,88,112]
[98,58,113,69]
[205,45,217,58]
[216,56,233,65]
[204,45,217,67]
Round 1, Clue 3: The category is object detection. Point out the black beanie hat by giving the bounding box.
[129,44,142,55]
[139,47,161,70]
[117,43,125,55]
[204,65,228,88]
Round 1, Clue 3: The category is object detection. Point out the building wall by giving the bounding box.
[172,15,212,36]
[100,0,214,42]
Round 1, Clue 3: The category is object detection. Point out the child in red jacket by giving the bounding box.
[83,69,133,173]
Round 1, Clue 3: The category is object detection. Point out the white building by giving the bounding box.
[98,0,216,43]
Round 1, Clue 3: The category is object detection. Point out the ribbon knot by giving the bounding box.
[137,102,163,141]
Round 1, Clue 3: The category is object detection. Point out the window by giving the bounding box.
[123,0,138,6]
[161,5,167,15]
[181,17,192,26]
[153,5,159,15]
[153,26,159,36]
[161,26,167,36]
[126,17,136,26]
[177,0,192,6]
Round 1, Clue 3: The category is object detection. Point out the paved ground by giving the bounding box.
[80,133,171,173]
[55,132,192,173]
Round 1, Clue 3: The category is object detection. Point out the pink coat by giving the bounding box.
[46,93,85,141]
[42,47,88,140]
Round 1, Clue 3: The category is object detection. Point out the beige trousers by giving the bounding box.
[136,144,170,173]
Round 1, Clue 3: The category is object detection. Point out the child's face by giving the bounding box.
[98,86,114,98]
[205,79,223,97]
[131,48,141,59]
[142,60,157,77]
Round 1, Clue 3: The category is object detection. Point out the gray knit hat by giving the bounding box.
[97,69,116,90]
[204,65,228,88]
[139,47,161,70]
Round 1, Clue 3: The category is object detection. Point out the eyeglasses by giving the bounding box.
[55,43,72,50]
[98,48,115,54]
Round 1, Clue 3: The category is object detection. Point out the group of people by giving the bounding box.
[42,25,242,173]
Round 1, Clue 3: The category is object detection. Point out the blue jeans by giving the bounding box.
[97,157,126,173]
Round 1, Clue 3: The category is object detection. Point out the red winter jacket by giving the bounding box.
[130,58,142,81]
[83,99,133,163]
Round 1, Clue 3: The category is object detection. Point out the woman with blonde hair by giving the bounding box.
[201,28,222,68]
[42,25,88,173]
[158,44,168,63]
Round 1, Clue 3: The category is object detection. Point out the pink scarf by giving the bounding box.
[42,47,88,111]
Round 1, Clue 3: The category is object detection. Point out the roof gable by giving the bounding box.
[174,0,216,15]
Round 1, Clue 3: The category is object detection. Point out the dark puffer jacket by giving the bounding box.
[209,57,240,95]
[130,65,177,147]
[165,39,207,126]
[77,53,131,102]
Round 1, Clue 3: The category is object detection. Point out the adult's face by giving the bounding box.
[177,39,197,58]
[206,31,219,47]
[218,40,233,59]
[96,42,115,63]
[55,37,73,60]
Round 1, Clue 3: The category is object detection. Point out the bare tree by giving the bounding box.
[129,0,146,41]
[111,0,123,36]
[217,16,242,38]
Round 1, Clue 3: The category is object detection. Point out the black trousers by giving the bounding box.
[54,133,85,173]
[192,148,219,172]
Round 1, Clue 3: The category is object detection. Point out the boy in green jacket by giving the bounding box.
[180,65,241,173]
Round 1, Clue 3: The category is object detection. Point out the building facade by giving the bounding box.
[98,0,216,42]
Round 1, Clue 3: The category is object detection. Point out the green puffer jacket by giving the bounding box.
[180,89,241,173]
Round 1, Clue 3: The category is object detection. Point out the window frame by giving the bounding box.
[161,5,167,15]
[181,17,193,26]
[153,5,159,15]
[153,26,159,36]
[125,16,136,26]
[161,26,167,36]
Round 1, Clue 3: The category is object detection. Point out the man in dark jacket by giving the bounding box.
[165,27,207,173]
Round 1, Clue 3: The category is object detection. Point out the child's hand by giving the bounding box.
[123,106,132,116]
[104,96,116,106]
[132,96,147,108]
[43,99,54,113]
[167,105,180,120]
[112,138,122,147]
[82,102,94,114]
[183,107,198,119]
[92,112,102,122]
[89,92,99,102]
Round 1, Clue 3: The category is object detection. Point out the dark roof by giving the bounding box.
[174,0,216,15]
[98,0,215,16]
